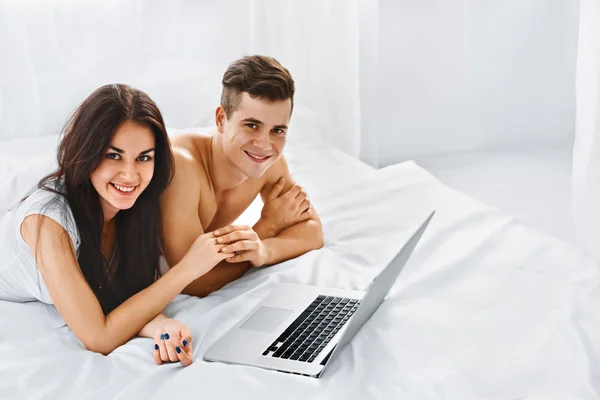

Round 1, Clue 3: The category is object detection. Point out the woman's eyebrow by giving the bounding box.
[109,145,124,154]
[108,146,155,155]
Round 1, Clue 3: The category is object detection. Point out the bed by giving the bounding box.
[416,146,575,246]
[1,132,599,399]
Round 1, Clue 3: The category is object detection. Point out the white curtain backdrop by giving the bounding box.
[0,0,579,164]
[376,0,578,165]
[0,0,363,158]
[573,0,600,257]
[2,0,595,254]
[0,1,251,138]
[248,0,362,158]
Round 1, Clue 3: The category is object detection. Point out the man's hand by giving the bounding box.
[258,178,312,236]
[214,225,269,267]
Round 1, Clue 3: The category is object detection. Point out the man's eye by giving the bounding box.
[137,155,153,162]
[246,123,258,129]
[273,129,286,135]
[106,153,120,160]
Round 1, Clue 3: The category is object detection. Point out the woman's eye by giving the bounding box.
[137,155,153,162]
[106,153,120,160]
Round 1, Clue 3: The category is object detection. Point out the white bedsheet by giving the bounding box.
[1,140,600,399]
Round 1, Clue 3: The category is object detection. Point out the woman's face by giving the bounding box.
[90,120,156,221]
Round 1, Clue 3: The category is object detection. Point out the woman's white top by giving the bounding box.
[0,186,80,304]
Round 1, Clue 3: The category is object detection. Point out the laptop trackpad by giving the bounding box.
[240,307,293,333]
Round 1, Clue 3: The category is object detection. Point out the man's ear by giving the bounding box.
[215,105,227,133]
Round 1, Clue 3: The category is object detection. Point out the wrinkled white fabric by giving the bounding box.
[0,140,599,399]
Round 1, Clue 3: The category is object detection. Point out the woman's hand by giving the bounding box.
[177,232,236,279]
[151,318,194,366]
[213,225,269,267]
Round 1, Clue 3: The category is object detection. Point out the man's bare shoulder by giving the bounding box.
[264,154,292,182]
[170,131,213,147]
[260,154,294,196]
[161,134,208,217]
[170,133,213,180]
[170,132,212,158]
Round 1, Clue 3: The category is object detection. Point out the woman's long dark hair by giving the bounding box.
[39,84,174,314]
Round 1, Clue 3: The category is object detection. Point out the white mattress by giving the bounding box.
[1,139,599,399]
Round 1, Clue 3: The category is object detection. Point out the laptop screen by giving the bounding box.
[320,211,435,374]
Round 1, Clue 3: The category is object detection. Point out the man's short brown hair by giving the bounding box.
[221,55,295,118]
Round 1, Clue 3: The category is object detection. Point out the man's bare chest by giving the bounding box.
[197,184,261,232]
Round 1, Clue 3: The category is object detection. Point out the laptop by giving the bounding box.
[203,211,435,378]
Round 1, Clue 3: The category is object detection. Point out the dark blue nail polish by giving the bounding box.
[159,334,164,340]
[176,346,181,354]
[154,344,159,350]
[164,333,169,340]
[183,340,188,347]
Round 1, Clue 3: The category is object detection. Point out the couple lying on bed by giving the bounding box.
[0,55,324,366]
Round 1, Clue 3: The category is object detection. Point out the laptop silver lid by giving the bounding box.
[319,210,435,376]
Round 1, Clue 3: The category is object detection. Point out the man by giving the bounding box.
[160,55,324,297]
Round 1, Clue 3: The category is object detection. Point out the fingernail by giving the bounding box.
[160,334,164,340]
[214,230,220,235]
[176,347,181,354]
[154,344,159,350]
[164,333,170,340]
[222,247,228,252]
[183,340,188,347]
[217,238,223,243]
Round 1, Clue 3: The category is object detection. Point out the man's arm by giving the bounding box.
[257,210,323,265]
[255,156,324,265]
[160,150,251,297]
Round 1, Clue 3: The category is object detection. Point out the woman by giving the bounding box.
[0,84,234,366]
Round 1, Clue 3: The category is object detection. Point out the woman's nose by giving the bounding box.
[119,162,138,182]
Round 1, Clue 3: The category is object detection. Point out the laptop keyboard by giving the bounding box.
[262,295,361,363]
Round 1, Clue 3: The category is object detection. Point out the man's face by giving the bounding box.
[218,92,291,179]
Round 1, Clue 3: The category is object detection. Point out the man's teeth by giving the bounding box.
[246,151,269,160]
[112,183,135,192]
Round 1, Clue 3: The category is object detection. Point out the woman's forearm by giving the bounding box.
[95,264,193,354]
[138,313,169,338]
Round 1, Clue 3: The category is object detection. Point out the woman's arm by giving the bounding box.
[138,313,169,338]
[21,214,211,355]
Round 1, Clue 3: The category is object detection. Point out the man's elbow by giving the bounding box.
[182,286,211,298]
[182,279,221,298]
[307,220,325,250]
[314,233,325,250]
